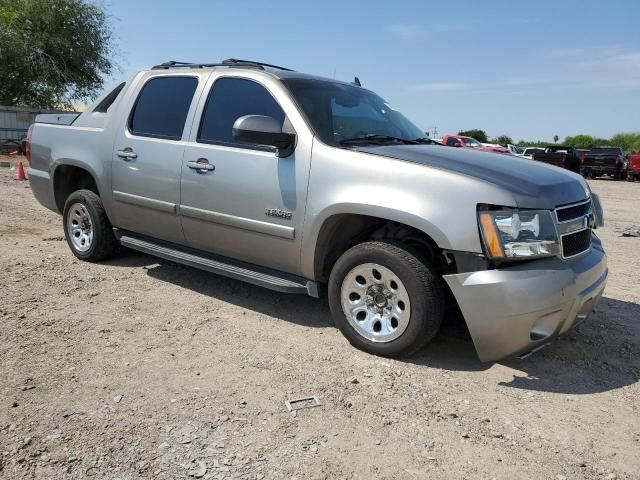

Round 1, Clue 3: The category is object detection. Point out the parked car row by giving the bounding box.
[436,135,639,182]
[521,147,544,158]
[532,146,633,180]
[436,135,508,153]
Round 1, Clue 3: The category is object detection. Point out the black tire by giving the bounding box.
[63,189,119,262]
[328,241,444,357]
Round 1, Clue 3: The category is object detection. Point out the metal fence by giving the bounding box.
[0,105,65,143]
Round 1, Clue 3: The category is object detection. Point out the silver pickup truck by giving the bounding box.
[27,58,607,362]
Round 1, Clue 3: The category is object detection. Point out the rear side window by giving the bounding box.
[94,82,125,113]
[129,76,198,140]
[198,77,285,145]
[446,137,459,146]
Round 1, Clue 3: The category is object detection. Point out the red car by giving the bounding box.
[441,135,509,154]
[627,153,640,182]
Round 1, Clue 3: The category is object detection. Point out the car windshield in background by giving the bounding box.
[282,78,425,146]
[462,137,482,147]
[589,148,621,155]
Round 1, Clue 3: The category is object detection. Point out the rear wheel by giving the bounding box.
[63,189,119,261]
[328,241,444,357]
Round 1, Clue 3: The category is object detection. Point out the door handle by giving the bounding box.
[187,158,215,173]
[116,147,138,160]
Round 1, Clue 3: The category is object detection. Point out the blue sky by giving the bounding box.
[105,0,640,142]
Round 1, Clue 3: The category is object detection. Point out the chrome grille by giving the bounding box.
[556,199,591,223]
[555,199,592,258]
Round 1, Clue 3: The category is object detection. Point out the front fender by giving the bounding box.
[299,140,516,280]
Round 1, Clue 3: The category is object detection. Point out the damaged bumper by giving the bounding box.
[444,234,607,362]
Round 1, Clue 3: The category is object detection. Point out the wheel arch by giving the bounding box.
[307,205,450,282]
[52,162,101,213]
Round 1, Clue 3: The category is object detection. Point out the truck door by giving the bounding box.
[179,73,312,276]
[111,73,207,243]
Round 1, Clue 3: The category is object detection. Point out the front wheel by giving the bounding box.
[328,241,445,357]
[63,189,119,261]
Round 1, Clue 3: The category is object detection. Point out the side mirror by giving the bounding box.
[232,115,296,157]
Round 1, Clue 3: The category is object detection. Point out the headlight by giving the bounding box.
[478,208,560,260]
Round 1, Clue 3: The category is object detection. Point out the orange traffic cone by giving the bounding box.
[15,161,27,181]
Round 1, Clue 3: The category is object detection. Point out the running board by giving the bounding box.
[116,231,318,297]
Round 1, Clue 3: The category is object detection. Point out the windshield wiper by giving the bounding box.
[339,134,420,146]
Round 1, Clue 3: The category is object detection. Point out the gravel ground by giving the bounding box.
[1,159,639,479]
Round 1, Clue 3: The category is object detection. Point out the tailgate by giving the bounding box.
[583,155,617,168]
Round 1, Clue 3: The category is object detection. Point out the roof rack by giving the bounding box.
[151,58,294,71]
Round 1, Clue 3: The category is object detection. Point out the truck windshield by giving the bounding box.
[462,137,482,148]
[282,78,425,147]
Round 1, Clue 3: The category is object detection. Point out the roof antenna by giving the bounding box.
[353,76,361,87]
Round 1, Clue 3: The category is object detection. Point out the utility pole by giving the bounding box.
[431,126,439,139]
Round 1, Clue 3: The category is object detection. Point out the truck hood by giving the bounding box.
[354,144,590,210]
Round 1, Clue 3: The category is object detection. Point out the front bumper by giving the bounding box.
[443,234,607,362]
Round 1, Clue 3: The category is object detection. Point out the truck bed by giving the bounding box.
[35,113,80,126]
[532,151,567,168]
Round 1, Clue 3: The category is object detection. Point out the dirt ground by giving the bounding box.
[1,158,639,480]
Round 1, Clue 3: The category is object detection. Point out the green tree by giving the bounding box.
[458,129,488,143]
[593,137,611,146]
[515,133,640,153]
[0,0,117,109]
[492,135,513,145]
[563,134,595,148]
[516,139,550,148]
[609,133,640,153]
